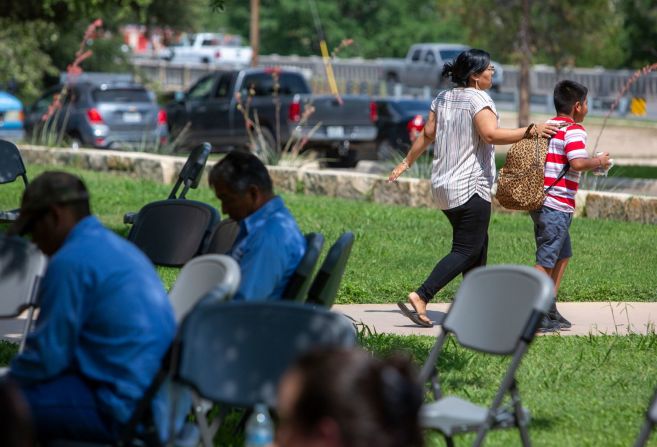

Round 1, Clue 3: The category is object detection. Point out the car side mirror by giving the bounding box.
[174,91,186,102]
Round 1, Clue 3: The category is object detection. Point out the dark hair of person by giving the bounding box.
[553,80,588,115]
[64,175,91,220]
[208,150,273,194]
[0,378,34,447]
[289,348,424,447]
[441,48,491,87]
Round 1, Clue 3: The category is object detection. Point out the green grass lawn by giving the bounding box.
[1,164,656,303]
[2,332,655,446]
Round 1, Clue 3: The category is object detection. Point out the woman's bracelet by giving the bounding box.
[401,158,411,169]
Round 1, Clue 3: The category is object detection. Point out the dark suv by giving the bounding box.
[25,77,168,149]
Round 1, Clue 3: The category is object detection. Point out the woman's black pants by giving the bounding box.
[416,194,491,302]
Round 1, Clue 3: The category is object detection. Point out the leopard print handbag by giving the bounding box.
[496,132,550,211]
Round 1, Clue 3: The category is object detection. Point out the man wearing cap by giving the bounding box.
[8,171,175,443]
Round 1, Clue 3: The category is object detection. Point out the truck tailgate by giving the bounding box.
[300,95,376,143]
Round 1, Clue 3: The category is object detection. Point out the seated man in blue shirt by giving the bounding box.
[208,151,306,301]
[8,171,176,443]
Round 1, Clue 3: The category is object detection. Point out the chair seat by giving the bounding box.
[421,396,531,436]
[0,209,19,223]
[420,396,488,436]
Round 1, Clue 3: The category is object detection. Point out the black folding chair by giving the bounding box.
[128,199,219,267]
[124,142,212,224]
[305,232,355,308]
[0,140,29,223]
[418,265,553,447]
[171,300,357,447]
[634,387,657,447]
[282,232,325,302]
[202,218,240,255]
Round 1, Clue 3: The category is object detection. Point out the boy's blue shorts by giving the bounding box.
[529,206,573,268]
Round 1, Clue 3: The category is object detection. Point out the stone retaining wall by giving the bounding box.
[20,145,657,225]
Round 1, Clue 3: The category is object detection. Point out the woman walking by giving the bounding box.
[389,49,557,327]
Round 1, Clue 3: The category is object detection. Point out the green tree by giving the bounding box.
[619,0,657,68]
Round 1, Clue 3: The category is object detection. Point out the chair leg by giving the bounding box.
[510,380,531,447]
[634,419,655,447]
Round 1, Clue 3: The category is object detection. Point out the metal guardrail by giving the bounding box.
[132,55,657,100]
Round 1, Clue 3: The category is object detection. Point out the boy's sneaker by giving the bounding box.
[537,316,562,333]
[548,306,572,329]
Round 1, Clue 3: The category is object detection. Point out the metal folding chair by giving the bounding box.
[634,387,657,447]
[0,140,29,223]
[418,265,553,447]
[171,300,357,447]
[202,218,240,255]
[282,232,324,302]
[0,234,47,352]
[127,199,219,267]
[305,232,355,308]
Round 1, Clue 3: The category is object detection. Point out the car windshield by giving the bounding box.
[392,100,431,115]
[439,49,466,61]
[92,88,151,103]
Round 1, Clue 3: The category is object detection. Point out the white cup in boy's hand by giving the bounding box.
[593,151,613,176]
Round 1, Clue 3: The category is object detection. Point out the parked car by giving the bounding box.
[166,67,378,166]
[158,32,252,67]
[374,97,432,160]
[380,43,504,91]
[0,91,25,142]
[24,75,168,149]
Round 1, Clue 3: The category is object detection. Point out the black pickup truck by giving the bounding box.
[166,67,378,165]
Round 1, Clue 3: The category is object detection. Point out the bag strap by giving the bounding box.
[544,163,569,194]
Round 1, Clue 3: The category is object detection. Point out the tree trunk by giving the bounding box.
[250,0,260,67]
[517,0,531,127]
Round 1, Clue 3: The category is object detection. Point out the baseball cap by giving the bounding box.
[8,171,90,236]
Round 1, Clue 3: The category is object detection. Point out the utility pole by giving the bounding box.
[517,0,531,127]
[250,0,260,67]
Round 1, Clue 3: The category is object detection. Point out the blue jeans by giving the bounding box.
[18,374,121,443]
[530,206,573,268]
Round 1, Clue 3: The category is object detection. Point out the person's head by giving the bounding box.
[208,150,274,221]
[441,48,494,90]
[9,171,91,256]
[553,80,588,122]
[276,348,424,447]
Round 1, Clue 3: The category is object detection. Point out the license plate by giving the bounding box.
[123,112,141,123]
[326,126,344,138]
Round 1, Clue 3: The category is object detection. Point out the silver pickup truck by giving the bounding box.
[166,67,378,166]
[380,43,504,91]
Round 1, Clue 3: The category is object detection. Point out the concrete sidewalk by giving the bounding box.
[333,302,657,337]
[2,302,656,346]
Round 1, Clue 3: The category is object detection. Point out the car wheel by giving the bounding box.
[68,135,82,150]
[386,73,399,84]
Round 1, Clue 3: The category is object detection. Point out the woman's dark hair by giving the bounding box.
[208,150,273,194]
[288,348,424,447]
[441,48,491,87]
[553,80,588,115]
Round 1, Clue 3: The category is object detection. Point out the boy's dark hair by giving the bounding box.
[208,150,273,194]
[441,48,491,87]
[553,80,588,115]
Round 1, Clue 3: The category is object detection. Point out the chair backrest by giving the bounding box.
[168,254,240,323]
[0,234,48,351]
[176,301,357,408]
[306,232,355,308]
[203,218,240,255]
[128,199,219,267]
[168,142,212,200]
[282,232,325,302]
[443,265,553,354]
[0,140,28,186]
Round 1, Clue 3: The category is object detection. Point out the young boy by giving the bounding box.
[532,80,612,331]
